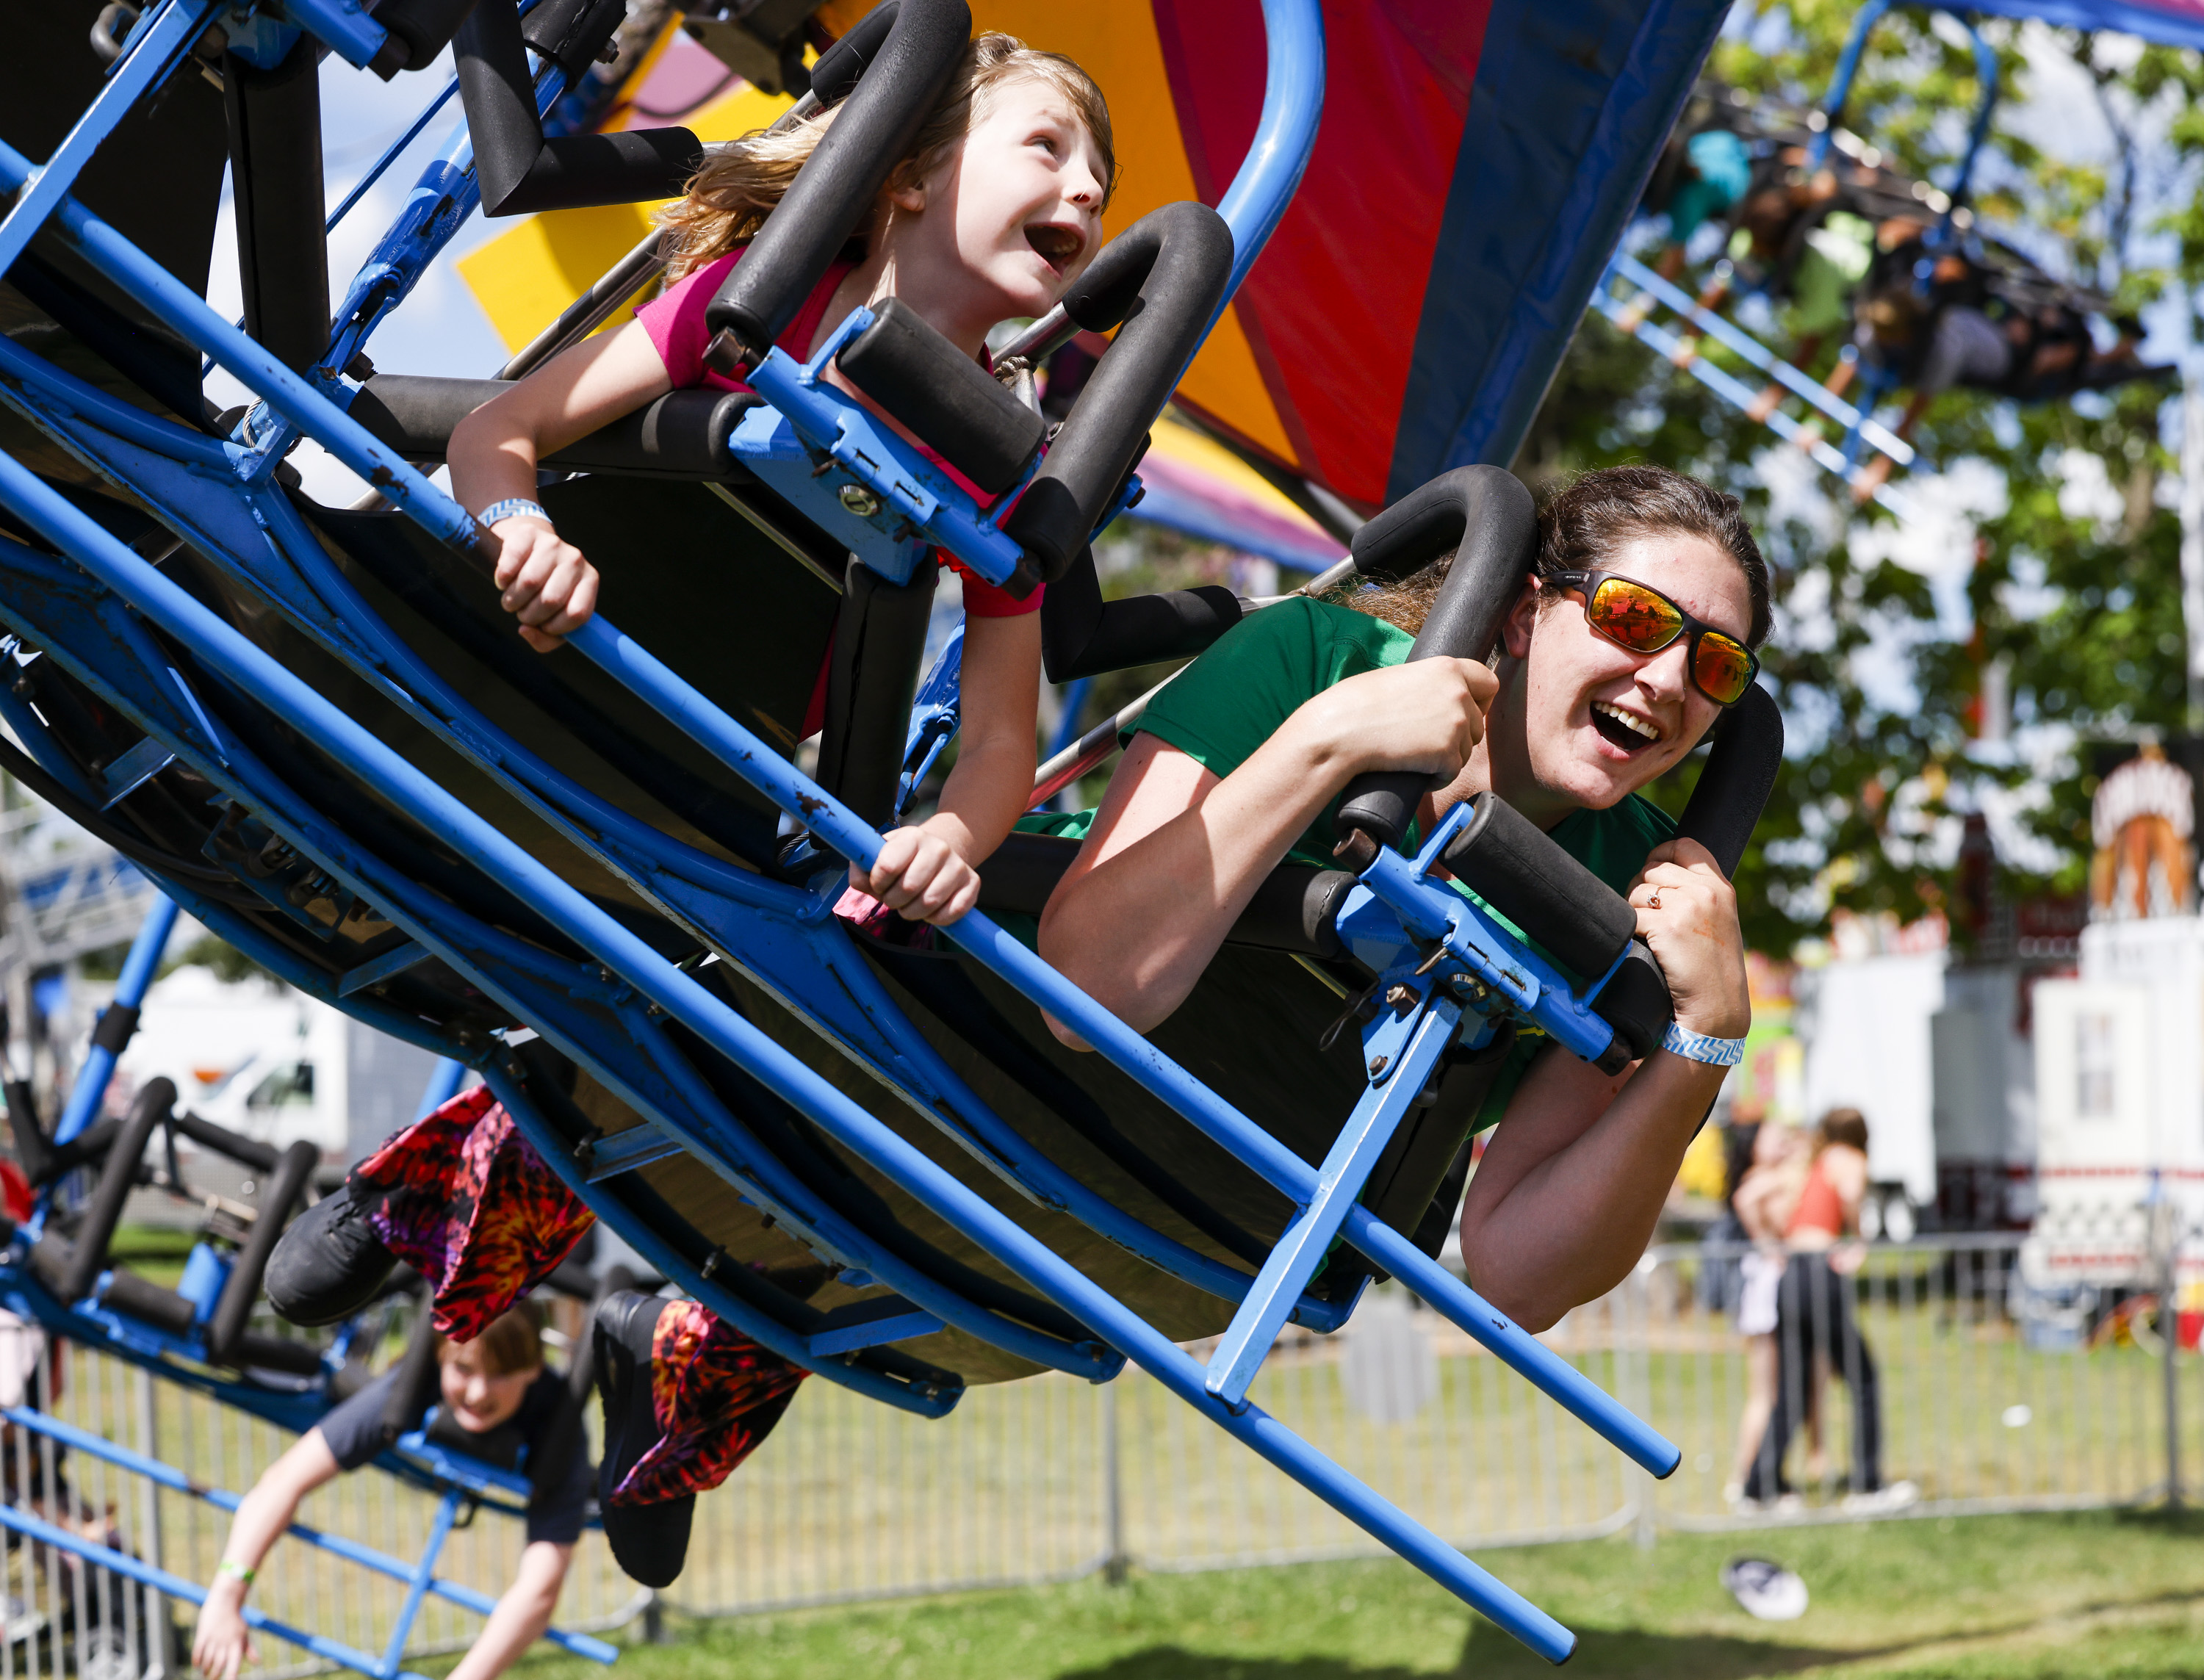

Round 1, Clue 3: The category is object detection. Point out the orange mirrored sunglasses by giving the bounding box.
[1550,570,1760,707]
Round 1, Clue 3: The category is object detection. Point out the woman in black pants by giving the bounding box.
[1742,1108,1918,1514]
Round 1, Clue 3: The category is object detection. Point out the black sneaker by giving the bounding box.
[264,1182,397,1327]
[594,1289,691,1589]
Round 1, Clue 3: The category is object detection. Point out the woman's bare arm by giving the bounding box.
[1459,836,1750,1330]
[1038,657,1495,1039]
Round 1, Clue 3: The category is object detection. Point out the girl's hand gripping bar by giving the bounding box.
[1332,466,1536,870]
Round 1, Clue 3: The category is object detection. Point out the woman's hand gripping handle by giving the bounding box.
[1331,466,1538,868]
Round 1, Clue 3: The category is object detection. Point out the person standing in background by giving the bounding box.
[1742,1108,1918,1513]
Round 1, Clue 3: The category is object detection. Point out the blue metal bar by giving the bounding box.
[0,1502,433,1680]
[1805,0,1895,173]
[280,0,393,71]
[0,0,217,278]
[381,1492,461,1680]
[1606,251,1915,464]
[1948,20,2000,211]
[54,895,179,1147]
[1212,0,1327,309]
[328,78,464,234]
[0,1407,619,1664]
[414,1058,469,1122]
[1205,998,1460,1407]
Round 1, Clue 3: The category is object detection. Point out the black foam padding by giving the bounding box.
[707,0,970,356]
[1676,682,1784,879]
[1591,942,1673,1066]
[170,1109,281,1173]
[810,1,901,107]
[4,1081,49,1185]
[101,1268,197,1335]
[1040,544,1242,682]
[838,300,1045,494]
[1442,793,1637,983]
[1233,867,1356,960]
[347,375,763,479]
[56,1078,174,1305]
[223,40,330,372]
[206,1139,319,1367]
[1004,202,1233,585]
[373,0,480,71]
[382,1299,444,1446]
[455,0,702,216]
[87,1001,141,1057]
[1332,466,1538,856]
[518,0,628,83]
[815,560,936,832]
[972,831,1079,917]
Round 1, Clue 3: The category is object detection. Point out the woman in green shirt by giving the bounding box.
[1037,464,1771,1332]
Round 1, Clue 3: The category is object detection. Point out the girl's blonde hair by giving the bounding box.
[658,32,1115,280]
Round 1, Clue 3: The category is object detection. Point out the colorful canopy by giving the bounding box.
[469,0,1729,517]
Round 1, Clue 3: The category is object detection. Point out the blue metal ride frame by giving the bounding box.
[51,895,179,1152]
[0,0,1695,1656]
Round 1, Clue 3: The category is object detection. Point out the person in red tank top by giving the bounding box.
[449,35,1117,926]
[1743,1108,1918,1515]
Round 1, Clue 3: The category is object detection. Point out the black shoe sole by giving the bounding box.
[264,1186,397,1327]
[594,1291,693,1590]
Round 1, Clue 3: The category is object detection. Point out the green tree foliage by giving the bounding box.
[1518,1,2203,952]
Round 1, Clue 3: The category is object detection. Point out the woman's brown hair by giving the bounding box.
[1333,464,1771,649]
[657,32,1116,281]
[1818,1107,1869,1155]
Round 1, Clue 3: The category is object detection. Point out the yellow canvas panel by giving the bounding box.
[1149,413,1325,536]
[458,203,658,352]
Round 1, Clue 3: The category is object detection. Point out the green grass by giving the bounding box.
[493,1510,2204,1680]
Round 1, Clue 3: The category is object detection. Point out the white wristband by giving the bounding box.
[1661,1020,1745,1067]
[479,498,551,530]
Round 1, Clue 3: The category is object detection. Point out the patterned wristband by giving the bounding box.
[1660,1020,1745,1067]
[478,498,551,530]
[216,1560,255,1586]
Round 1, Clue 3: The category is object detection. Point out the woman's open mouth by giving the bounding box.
[1025,223,1084,273]
[1590,699,1661,753]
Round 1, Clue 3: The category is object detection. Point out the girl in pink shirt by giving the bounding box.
[449,32,1115,924]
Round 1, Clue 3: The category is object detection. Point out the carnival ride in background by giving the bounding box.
[0,0,2178,1661]
[1604,0,2193,514]
[0,898,624,1680]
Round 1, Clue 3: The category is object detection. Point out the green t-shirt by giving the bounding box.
[1015,596,1677,1125]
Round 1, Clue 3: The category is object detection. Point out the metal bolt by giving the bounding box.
[1367,1054,1389,1077]
[1385,983,1416,1014]
[838,483,882,518]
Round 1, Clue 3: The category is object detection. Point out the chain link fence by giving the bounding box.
[9,1208,2199,1674]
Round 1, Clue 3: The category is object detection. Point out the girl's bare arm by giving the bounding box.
[447,322,674,650]
[847,611,1041,926]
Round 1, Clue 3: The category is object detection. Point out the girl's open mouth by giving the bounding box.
[1025,224,1084,271]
